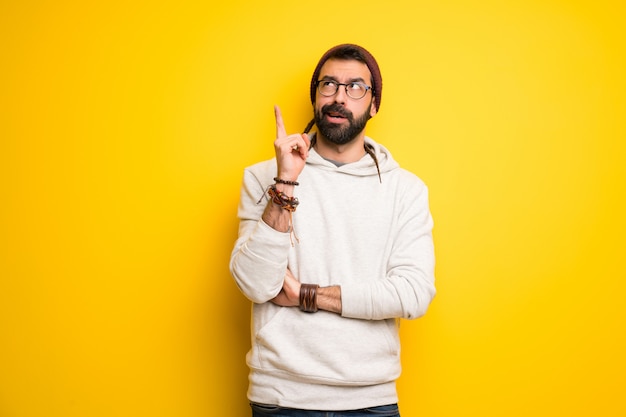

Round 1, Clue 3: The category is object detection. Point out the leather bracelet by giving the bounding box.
[299,284,319,313]
[267,184,299,212]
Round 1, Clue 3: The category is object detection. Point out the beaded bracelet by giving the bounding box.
[274,177,299,186]
[299,284,319,313]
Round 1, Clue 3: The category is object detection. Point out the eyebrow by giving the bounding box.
[319,75,367,83]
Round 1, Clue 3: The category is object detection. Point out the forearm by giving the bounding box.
[317,285,342,314]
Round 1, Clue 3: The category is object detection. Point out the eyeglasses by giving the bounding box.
[316,80,372,100]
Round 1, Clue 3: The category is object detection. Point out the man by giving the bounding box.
[230,44,436,417]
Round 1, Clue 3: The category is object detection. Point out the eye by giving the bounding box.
[321,81,337,88]
[348,82,364,91]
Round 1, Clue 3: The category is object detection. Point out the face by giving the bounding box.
[314,59,377,145]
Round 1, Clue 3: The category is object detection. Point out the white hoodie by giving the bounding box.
[230,136,436,410]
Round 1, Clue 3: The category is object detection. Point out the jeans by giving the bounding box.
[250,403,400,417]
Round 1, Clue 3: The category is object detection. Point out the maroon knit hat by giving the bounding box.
[309,44,383,112]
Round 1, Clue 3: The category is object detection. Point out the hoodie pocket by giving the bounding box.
[252,308,401,385]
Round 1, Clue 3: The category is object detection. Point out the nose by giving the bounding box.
[333,85,347,104]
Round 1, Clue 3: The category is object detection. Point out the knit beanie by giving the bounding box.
[309,44,383,112]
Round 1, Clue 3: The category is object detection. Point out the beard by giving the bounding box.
[314,103,370,145]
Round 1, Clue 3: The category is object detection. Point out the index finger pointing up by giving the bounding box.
[274,105,287,139]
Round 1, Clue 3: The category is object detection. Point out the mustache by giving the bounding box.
[321,103,353,119]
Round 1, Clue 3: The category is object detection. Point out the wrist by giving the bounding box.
[263,184,300,246]
[274,176,298,193]
[267,185,299,212]
[273,183,295,194]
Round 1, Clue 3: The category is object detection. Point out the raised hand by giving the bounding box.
[274,105,310,181]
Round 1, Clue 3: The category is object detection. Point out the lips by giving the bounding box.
[325,110,349,122]
[321,104,352,124]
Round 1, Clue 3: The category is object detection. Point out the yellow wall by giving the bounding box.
[1,1,624,416]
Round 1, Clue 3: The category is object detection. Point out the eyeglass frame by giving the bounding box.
[315,79,373,100]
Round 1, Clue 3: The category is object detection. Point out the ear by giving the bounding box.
[369,100,377,118]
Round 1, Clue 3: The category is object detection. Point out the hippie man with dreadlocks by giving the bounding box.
[230,44,436,417]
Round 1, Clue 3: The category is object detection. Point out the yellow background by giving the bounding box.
[1,1,625,416]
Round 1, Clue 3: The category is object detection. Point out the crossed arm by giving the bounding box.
[269,266,342,314]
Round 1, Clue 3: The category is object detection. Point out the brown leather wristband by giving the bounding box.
[299,284,319,313]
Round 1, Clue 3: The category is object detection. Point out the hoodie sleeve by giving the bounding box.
[229,165,292,303]
[340,176,436,320]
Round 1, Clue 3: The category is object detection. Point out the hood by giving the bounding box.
[306,134,400,178]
